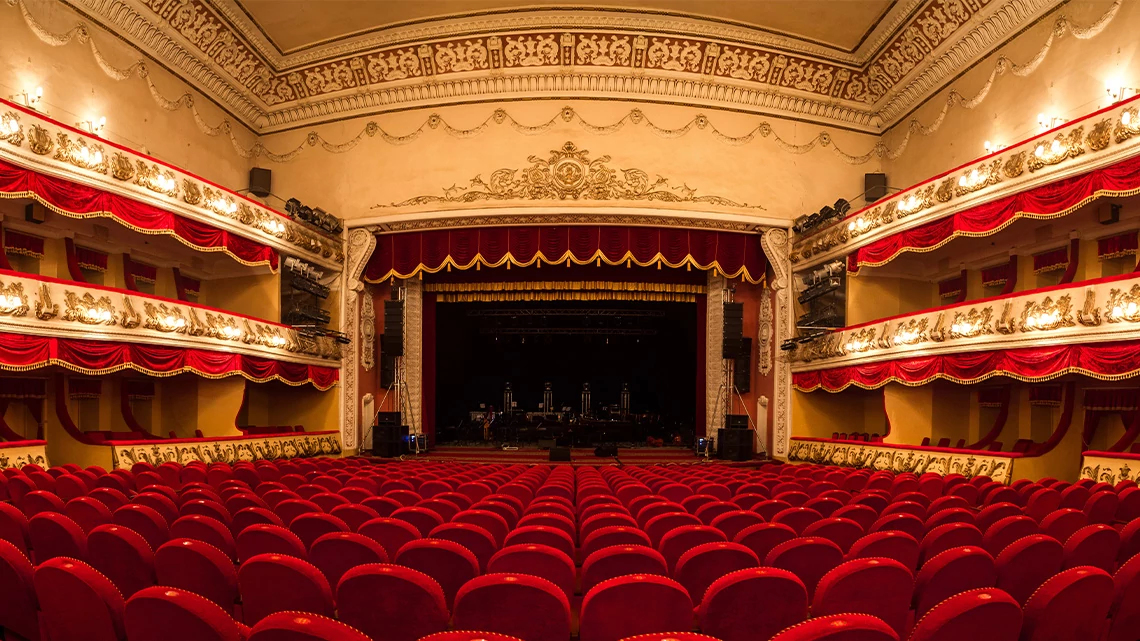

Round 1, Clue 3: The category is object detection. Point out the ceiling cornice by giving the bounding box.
[54,0,1066,133]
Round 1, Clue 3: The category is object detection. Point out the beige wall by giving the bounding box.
[200,273,281,322]
[847,273,936,326]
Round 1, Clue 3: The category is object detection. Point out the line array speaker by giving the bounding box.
[379,353,396,387]
[382,300,404,356]
[723,302,743,358]
[734,338,752,393]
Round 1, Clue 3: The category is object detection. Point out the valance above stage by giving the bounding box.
[848,151,1140,273]
[793,340,1140,392]
[365,225,767,284]
[0,158,279,270]
[0,331,337,390]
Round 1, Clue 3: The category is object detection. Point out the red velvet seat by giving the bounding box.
[992,534,1062,605]
[636,501,685,528]
[310,492,350,513]
[155,538,238,612]
[1025,489,1062,523]
[29,512,87,563]
[237,553,334,624]
[88,524,155,598]
[658,524,726,573]
[919,523,983,565]
[710,510,765,541]
[1020,567,1114,641]
[1062,524,1120,573]
[171,514,237,561]
[869,512,925,541]
[768,614,899,641]
[180,500,233,526]
[236,524,308,563]
[803,517,865,554]
[394,538,480,609]
[453,573,572,641]
[337,563,449,641]
[453,509,510,546]
[1084,490,1120,525]
[0,502,31,555]
[247,611,371,641]
[289,513,350,551]
[753,499,795,522]
[907,588,1022,641]
[581,526,652,560]
[580,512,638,542]
[580,574,693,641]
[124,586,245,641]
[358,517,421,559]
[644,512,702,547]
[55,474,88,502]
[134,492,180,525]
[1108,554,1140,641]
[328,503,381,532]
[812,558,913,637]
[20,490,65,518]
[0,539,41,641]
[488,543,576,600]
[581,545,669,594]
[675,541,759,603]
[274,499,323,526]
[232,507,285,535]
[505,525,576,560]
[913,546,996,617]
[429,522,498,571]
[308,531,389,588]
[976,503,1021,532]
[846,531,920,572]
[1038,508,1087,544]
[773,507,824,535]
[764,537,844,600]
[698,567,807,641]
[34,557,126,641]
[831,505,878,531]
[112,504,170,551]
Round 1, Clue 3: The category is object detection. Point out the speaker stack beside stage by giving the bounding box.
[380,295,404,386]
[371,411,408,458]
[718,414,753,461]
[722,302,743,358]
[549,446,572,462]
[734,337,752,393]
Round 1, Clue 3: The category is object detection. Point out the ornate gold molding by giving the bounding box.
[110,431,343,469]
[378,142,762,210]
[789,438,1014,484]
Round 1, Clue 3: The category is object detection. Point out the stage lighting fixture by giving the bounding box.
[780,339,798,351]
[833,198,851,216]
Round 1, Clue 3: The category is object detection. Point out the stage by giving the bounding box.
[401,445,757,466]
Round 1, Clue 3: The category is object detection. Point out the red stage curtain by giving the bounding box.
[0,158,278,270]
[1098,231,1139,259]
[1083,388,1139,410]
[3,229,44,258]
[0,331,337,390]
[1033,246,1069,273]
[365,226,766,284]
[793,340,1140,392]
[68,378,102,399]
[848,152,1140,272]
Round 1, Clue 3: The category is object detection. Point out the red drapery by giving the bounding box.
[0,331,337,390]
[1083,388,1139,410]
[1033,246,1069,273]
[977,386,1007,407]
[365,226,767,284]
[981,262,1011,287]
[0,158,278,270]
[68,378,102,398]
[1028,385,1063,406]
[128,260,157,284]
[75,246,108,273]
[938,272,965,300]
[1098,231,1139,259]
[124,379,156,399]
[793,340,1140,392]
[848,151,1140,272]
[3,229,44,258]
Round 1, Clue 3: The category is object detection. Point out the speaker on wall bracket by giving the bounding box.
[722,302,743,359]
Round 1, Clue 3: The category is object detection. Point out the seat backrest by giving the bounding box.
[644,512,702,547]
[87,524,155,598]
[994,534,1063,605]
[236,524,308,563]
[394,538,480,609]
[309,532,388,588]
[124,586,244,641]
[658,524,727,573]
[768,613,899,641]
[155,538,238,611]
[913,546,996,617]
[488,543,576,600]
[452,573,571,641]
[699,567,807,641]
[764,537,844,601]
[907,588,1022,641]
[237,553,334,624]
[811,558,913,637]
[579,574,693,641]
[1020,567,1114,641]
[248,611,372,641]
[0,539,40,641]
[675,541,760,604]
[33,556,126,641]
[29,511,88,562]
[337,563,449,641]
[452,509,510,546]
[1108,554,1140,641]
[112,504,170,551]
[733,523,798,565]
[919,523,983,565]
[846,531,920,572]
[290,513,350,551]
[1038,508,1087,544]
[1062,524,1120,573]
[0,502,30,555]
[504,525,576,561]
[802,518,864,554]
[580,544,668,595]
[171,515,237,561]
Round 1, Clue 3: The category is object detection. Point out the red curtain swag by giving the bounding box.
[1033,246,1069,274]
[366,226,767,284]
[793,340,1140,392]
[848,152,1140,273]
[75,246,108,273]
[1083,387,1139,410]
[1098,231,1139,260]
[981,262,1011,287]
[0,331,337,390]
[937,271,966,301]
[0,158,278,271]
[1028,385,1064,406]
[68,378,102,399]
[3,228,44,258]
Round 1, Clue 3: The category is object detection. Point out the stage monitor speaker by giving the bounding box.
[595,444,618,457]
[550,446,571,462]
[865,173,888,203]
[717,427,753,461]
[734,338,752,392]
[537,438,556,450]
[723,302,743,358]
[725,414,749,429]
[375,412,401,428]
[248,167,272,198]
[371,423,408,457]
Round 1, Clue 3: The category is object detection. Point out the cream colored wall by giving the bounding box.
[3,402,37,439]
[931,383,973,445]
[883,384,934,446]
[160,376,199,438]
[0,0,254,188]
[881,0,1138,188]
[195,378,245,437]
[200,274,280,322]
[267,386,339,433]
[792,389,871,438]
[847,273,936,326]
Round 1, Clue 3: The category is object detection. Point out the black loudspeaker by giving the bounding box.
[725,415,749,429]
[537,438,556,450]
[595,444,618,457]
[249,167,272,198]
[1099,202,1122,225]
[371,422,408,457]
[550,446,571,462]
[865,173,888,203]
[379,353,396,386]
[734,338,752,392]
[717,427,754,461]
[723,302,743,358]
[383,300,404,356]
[24,203,45,224]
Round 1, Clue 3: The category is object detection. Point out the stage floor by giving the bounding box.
[409,445,722,465]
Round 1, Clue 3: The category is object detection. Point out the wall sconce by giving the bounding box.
[983,140,1006,154]
[76,116,107,136]
[9,87,43,110]
[1037,113,1067,131]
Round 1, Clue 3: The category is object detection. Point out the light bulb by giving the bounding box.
[1035,145,1045,158]
[1051,139,1061,153]
[93,151,102,164]
[1124,111,1133,126]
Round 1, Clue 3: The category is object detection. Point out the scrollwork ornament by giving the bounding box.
[0,111,24,146]
[0,281,29,317]
[1105,285,1140,323]
[26,125,53,155]
[1003,151,1027,178]
[1018,295,1075,332]
[34,284,58,320]
[1027,127,1085,172]
[1078,289,1101,326]
[360,290,375,371]
[120,296,141,329]
[757,292,773,377]
[1086,118,1113,151]
[63,291,118,325]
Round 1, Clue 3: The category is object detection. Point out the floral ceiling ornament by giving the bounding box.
[380,142,763,209]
